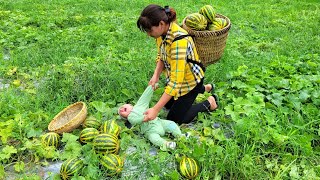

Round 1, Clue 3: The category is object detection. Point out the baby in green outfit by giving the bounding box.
[118,85,184,151]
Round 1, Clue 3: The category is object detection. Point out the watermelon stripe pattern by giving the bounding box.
[79,128,99,143]
[82,116,101,129]
[93,133,119,154]
[41,132,60,148]
[213,18,227,28]
[100,154,124,175]
[185,13,208,31]
[199,5,216,23]
[179,157,199,179]
[60,158,84,180]
[101,120,121,136]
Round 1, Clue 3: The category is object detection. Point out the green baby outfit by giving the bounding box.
[127,85,182,150]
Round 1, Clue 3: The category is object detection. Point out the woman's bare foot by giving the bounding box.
[205,84,214,93]
[207,96,218,111]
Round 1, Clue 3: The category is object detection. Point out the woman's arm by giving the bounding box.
[149,60,164,90]
[143,92,172,122]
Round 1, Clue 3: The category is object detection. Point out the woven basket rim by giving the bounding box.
[182,13,231,37]
[48,101,87,132]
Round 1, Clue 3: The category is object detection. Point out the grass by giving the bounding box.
[0,0,320,179]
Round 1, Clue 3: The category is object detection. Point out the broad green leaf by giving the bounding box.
[90,101,109,112]
[27,127,43,138]
[289,164,300,179]
[0,119,14,144]
[231,80,248,89]
[203,127,212,136]
[0,145,17,161]
[224,105,238,120]
[165,171,180,180]
[13,161,25,172]
[267,93,284,106]
[61,133,79,143]
[299,90,310,102]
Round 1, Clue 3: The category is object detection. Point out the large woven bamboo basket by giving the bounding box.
[48,102,87,134]
[182,13,231,67]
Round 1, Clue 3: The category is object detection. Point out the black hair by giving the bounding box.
[137,4,177,32]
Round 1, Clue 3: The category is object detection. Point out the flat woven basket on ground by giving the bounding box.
[48,102,87,134]
[182,13,231,67]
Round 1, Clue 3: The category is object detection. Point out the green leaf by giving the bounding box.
[61,133,79,143]
[203,127,212,137]
[232,80,249,89]
[26,127,43,138]
[13,161,25,172]
[299,90,310,102]
[61,133,82,160]
[267,93,284,106]
[224,105,238,120]
[0,165,5,179]
[90,101,109,112]
[0,119,14,144]
[165,171,180,180]
[0,145,17,161]
[289,164,300,179]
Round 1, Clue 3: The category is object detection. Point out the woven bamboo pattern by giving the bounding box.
[48,102,87,134]
[182,14,231,67]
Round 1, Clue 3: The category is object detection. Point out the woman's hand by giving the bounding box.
[143,107,159,122]
[149,75,159,90]
[149,60,164,90]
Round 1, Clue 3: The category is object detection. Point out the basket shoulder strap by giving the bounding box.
[172,35,206,72]
[172,34,194,42]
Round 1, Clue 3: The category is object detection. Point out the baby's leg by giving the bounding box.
[161,120,182,138]
[146,133,167,148]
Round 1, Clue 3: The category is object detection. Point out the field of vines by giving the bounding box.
[0,0,319,179]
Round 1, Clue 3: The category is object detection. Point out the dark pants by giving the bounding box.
[165,80,211,125]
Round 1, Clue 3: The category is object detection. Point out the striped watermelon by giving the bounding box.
[60,158,84,180]
[41,132,60,148]
[79,128,99,144]
[101,120,121,137]
[93,133,120,154]
[179,156,199,179]
[184,13,208,31]
[199,5,216,23]
[100,154,124,176]
[82,116,101,129]
[208,17,228,31]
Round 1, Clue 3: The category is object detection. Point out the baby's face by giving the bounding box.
[118,104,133,118]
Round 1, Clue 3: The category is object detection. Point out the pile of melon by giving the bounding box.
[41,109,201,179]
[184,5,228,31]
[41,116,123,179]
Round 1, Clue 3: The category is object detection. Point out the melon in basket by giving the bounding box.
[184,13,208,31]
[208,18,228,31]
[199,5,216,23]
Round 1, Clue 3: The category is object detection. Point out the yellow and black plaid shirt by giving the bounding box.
[155,22,204,99]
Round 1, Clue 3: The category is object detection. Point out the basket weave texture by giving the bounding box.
[182,13,231,67]
[48,102,87,134]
